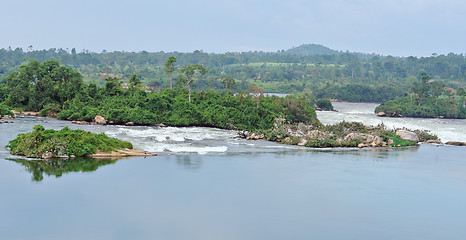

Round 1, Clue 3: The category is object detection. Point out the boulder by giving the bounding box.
[377,112,386,117]
[246,133,264,140]
[125,122,135,126]
[344,133,367,142]
[94,115,107,125]
[298,139,307,146]
[396,130,419,143]
[372,136,383,146]
[364,134,375,143]
[283,137,292,144]
[71,120,88,125]
[21,111,40,116]
[426,139,442,144]
[308,130,333,139]
[445,141,466,146]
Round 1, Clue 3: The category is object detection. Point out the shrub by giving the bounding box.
[315,98,334,111]
[0,103,13,116]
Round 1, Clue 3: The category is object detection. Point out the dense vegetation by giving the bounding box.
[1,44,465,102]
[375,71,466,118]
[7,125,133,158]
[0,103,13,117]
[2,59,319,130]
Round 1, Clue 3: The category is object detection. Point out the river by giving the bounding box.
[0,102,465,240]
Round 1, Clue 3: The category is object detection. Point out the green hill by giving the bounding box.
[283,44,339,55]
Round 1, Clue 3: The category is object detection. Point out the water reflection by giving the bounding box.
[223,145,420,160]
[7,158,118,182]
[176,155,202,169]
[308,145,419,157]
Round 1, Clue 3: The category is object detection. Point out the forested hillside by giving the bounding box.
[1,45,465,102]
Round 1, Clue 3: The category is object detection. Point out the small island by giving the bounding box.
[240,119,439,148]
[6,125,156,159]
[375,71,465,119]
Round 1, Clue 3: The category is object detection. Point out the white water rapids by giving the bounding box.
[318,102,466,143]
[98,102,465,155]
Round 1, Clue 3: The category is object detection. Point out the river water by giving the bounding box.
[0,103,465,240]
[318,102,466,142]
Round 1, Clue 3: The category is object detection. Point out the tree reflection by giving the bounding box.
[7,157,118,182]
[176,155,201,169]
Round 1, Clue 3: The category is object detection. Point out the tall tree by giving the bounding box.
[178,64,207,102]
[430,80,445,106]
[410,70,431,105]
[104,77,123,96]
[164,56,176,89]
[221,77,236,92]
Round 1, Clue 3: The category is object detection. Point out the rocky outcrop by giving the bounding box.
[445,141,466,146]
[71,120,89,125]
[240,132,266,140]
[94,115,107,125]
[396,130,419,143]
[426,139,443,144]
[1,114,15,120]
[344,133,385,148]
[88,148,157,157]
[18,111,40,116]
[238,118,433,148]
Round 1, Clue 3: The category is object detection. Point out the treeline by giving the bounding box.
[375,71,466,118]
[2,59,319,130]
[1,46,465,102]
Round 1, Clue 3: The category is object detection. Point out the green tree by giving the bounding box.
[430,80,445,106]
[457,87,465,108]
[5,59,83,111]
[178,64,207,102]
[164,56,176,89]
[411,70,431,105]
[129,74,143,89]
[104,77,123,96]
[221,77,236,92]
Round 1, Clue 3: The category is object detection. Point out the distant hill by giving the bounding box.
[283,44,339,55]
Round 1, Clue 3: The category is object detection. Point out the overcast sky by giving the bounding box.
[1,0,465,56]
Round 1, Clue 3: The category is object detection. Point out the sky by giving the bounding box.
[0,0,465,56]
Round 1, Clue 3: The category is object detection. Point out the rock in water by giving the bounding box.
[94,115,107,125]
[396,130,419,143]
[445,141,466,146]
